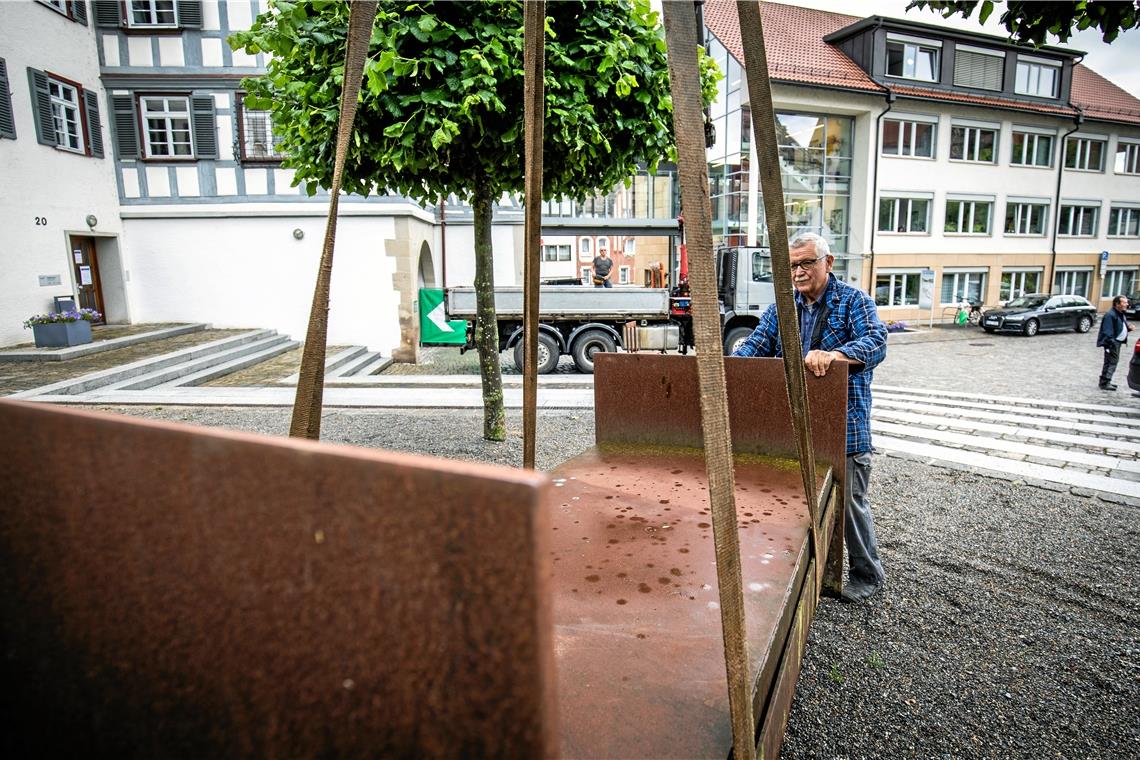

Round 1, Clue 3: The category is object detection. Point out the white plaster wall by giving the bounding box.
[442,222,523,287]
[0,2,125,347]
[123,215,403,352]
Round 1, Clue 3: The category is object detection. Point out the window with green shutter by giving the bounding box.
[0,59,15,140]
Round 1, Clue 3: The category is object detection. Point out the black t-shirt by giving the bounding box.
[592,255,613,277]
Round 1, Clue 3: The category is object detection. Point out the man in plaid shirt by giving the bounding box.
[733,232,888,603]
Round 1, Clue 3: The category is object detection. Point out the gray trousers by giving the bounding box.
[846,452,885,585]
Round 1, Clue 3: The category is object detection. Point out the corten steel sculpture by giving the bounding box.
[0,1,846,756]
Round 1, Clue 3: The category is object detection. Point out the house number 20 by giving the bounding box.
[35,217,47,226]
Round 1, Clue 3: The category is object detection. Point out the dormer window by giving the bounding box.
[1015,55,1061,98]
[886,34,941,83]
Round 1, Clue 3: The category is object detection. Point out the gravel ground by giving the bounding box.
[94,404,1140,759]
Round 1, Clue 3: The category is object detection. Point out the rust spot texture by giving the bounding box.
[548,354,847,758]
[0,400,557,759]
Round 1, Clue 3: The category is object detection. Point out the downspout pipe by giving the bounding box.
[1049,73,1085,299]
[867,89,895,297]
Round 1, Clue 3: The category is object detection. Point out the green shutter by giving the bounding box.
[177,0,202,28]
[71,0,88,25]
[92,0,120,27]
[26,67,56,146]
[190,94,216,158]
[0,59,15,139]
[111,93,139,158]
[84,89,104,158]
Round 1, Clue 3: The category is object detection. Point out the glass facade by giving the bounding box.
[706,35,854,278]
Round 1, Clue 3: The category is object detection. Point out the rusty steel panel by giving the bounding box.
[547,446,820,758]
[594,353,848,496]
[0,400,557,759]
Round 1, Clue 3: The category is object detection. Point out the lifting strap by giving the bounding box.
[735,0,824,588]
[662,5,756,759]
[522,1,545,469]
[289,1,379,440]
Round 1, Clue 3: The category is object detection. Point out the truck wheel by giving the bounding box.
[723,326,754,356]
[513,332,560,374]
[571,330,617,374]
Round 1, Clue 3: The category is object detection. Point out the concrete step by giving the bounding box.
[874,389,1140,429]
[153,338,301,389]
[873,397,1140,441]
[331,351,390,378]
[107,334,292,391]
[8,329,277,398]
[349,353,393,377]
[874,383,1140,419]
[323,346,370,376]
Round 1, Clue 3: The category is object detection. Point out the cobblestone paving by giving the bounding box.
[0,328,245,395]
[200,346,353,387]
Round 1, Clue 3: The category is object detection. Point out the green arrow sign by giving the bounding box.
[419,288,468,345]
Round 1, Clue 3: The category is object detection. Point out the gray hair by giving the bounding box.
[789,232,831,258]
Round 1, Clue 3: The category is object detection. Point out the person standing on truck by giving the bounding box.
[732,232,888,604]
[592,249,614,288]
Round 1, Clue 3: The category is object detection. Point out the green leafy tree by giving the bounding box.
[233,0,717,441]
[908,1,1140,45]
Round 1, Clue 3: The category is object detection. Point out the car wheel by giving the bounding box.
[513,332,560,374]
[1075,314,1093,333]
[983,326,996,334]
[723,326,754,356]
[1023,318,1039,337]
[571,329,617,374]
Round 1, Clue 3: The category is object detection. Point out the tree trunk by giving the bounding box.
[473,183,506,441]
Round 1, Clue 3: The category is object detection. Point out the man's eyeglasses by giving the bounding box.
[789,256,825,272]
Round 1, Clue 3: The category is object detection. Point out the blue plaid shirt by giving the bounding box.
[732,275,887,455]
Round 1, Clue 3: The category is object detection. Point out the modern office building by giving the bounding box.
[704,0,1140,324]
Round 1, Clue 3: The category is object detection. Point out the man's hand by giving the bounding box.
[804,350,846,377]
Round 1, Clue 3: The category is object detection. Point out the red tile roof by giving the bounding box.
[703,0,882,92]
[703,0,1140,126]
[1071,64,1140,126]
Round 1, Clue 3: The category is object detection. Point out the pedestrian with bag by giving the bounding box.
[1097,295,1134,391]
[592,249,613,288]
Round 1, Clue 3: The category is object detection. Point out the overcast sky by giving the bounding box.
[789,0,1140,96]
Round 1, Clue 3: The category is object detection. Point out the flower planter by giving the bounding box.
[32,320,92,348]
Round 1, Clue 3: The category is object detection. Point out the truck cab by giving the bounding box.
[718,246,775,354]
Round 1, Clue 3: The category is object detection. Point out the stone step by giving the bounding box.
[323,346,370,376]
[874,397,1140,441]
[152,338,302,389]
[875,389,1140,429]
[108,334,292,391]
[874,383,1140,419]
[332,351,392,378]
[349,353,393,377]
[7,329,277,398]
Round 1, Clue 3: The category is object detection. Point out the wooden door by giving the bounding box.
[70,237,105,322]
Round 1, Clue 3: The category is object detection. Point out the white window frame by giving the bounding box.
[541,244,572,262]
[1004,200,1049,236]
[1053,268,1092,298]
[48,77,84,154]
[874,270,924,308]
[949,124,998,163]
[1010,130,1054,167]
[944,197,994,235]
[1108,206,1140,238]
[140,95,193,158]
[881,117,936,159]
[940,269,988,305]
[1102,268,1137,297]
[623,238,635,255]
[952,45,1004,91]
[1057,204,1100,237]
[618,266,631,285]
[885,34,941,83]
[1014,56,1061,98]
[579,238,592,255]
[1000,268,1043,300]
[40,0,69,16]
[1065,137,1107,172]
[877,195,931,234]
[1115,141,1140,175]
[597,236,609,253]
[580,266,592,285]
[128,0,179,28]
